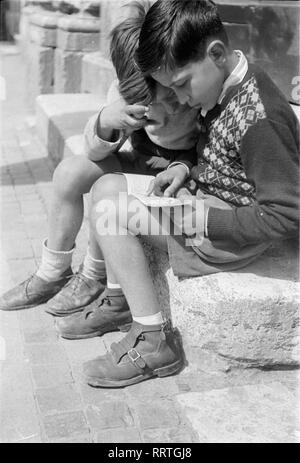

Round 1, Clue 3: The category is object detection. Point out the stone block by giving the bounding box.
[27,42,54,108]
[144,239,300,368]
[29,11,60,47]
[36,384,83,415]
[42,411,89,440]
[95,428,142,444]
[29,23,57,47]
[86,401,134,429]
[54,48,83,93]
[176,383,299,443]
[135,398,181,430]
[35,93,103,162]
[57,28,100,52]
[81,51,115,97]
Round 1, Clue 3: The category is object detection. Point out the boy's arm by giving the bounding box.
[205,118,299,245]
[83,109,124,162]
[83,80,147,161]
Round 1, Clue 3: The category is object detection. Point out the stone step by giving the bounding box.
[36,93,104,164]
[35,92,300,370]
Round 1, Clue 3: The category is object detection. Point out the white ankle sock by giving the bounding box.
[36,239,74,282]
[81,249,106,281]
[107,281,122,290]
[133,312,164,326]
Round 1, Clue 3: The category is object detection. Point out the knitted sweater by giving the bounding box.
[191,64,299,246]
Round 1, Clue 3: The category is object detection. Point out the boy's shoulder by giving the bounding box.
[222,63,298,134]
[234,63,297,128]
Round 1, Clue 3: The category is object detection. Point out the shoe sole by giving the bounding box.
[58,322,132,340]
[84,359,183,388]
[0,301,48,311]
[45,306,85,317]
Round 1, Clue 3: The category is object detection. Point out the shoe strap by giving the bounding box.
[111,342,149,375]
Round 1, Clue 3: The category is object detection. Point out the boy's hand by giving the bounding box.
[100,99,148,135]
[147,165,188,197]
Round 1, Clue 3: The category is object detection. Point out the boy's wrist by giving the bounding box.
[97,106,115,141]
[167,162,190,178]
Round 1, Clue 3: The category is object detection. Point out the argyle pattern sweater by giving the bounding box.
[191,64,299,246]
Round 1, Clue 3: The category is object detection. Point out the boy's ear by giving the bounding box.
[206,40,227,67]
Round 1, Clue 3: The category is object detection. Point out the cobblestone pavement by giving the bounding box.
[0,44,299,444]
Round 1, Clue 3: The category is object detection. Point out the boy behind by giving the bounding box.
[0,2,198,315]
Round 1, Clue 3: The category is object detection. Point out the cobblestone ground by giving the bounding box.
[0,44,299,444]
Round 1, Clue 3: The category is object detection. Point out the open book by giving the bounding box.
[124,173,188,207]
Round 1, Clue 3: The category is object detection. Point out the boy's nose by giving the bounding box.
[173,89,189,105]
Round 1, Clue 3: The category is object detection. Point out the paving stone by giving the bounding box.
[49,435,92,443]
[80,383,126,406]
[86,401,134,430]
[176,382,300,443]
[42,411,89,440]
[134,398,182,430]
[95,428,142,443]
[0,392,40,443]
[13,435,42,443]
[24,342,68,365]
[3,238,34,259]
[126,376,179,399]
[7,258,38,283]
[29,238,43,258]
[23,327,58,344]
[1,361,32,395]
[0,333,24,361]
[60,337,106,364]
[142,426,197,444]
[19,201,46,216]
[31,362,73,389]
[19,306,55,331]
[36,384,83,415]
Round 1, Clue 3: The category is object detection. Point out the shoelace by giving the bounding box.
[64,272,92,294]
[84,295,113,319]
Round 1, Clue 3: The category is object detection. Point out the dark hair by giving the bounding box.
[136,0,229,75]
[109,1,153,105]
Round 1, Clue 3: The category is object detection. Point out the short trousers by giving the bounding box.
[166,192,271,278]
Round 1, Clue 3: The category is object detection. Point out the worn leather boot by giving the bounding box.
[45,265,106,317]
[56,287,132,339]
[0,268,73,311]
[83,321,183,388]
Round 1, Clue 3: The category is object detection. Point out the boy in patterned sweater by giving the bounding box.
[79,0,299,387]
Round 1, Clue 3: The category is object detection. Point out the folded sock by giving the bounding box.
[107,281,122,290]
[81,248,106,281]
[36,239,74,282]
[133,312,164,326]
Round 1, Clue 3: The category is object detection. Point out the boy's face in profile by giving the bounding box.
[151,53,225,113]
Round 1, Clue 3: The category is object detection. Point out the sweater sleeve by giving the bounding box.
[83,111,123,162]
[207,117,299,245]
[83,80,124,161]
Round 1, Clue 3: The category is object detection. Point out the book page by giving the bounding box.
[123,173,188,208]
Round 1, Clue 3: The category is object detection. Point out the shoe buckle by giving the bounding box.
[128,348,141,362]
[127,348,147,371]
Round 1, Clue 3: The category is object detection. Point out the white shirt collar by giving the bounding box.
[201,50,248,117]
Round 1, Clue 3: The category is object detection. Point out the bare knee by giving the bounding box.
[91,173,127,204]
[53,156,100,199]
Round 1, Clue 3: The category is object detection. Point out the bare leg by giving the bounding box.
[90,174,169,318]
[47,155,121,251]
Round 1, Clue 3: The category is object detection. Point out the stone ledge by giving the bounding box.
[144,240,299,369]
[81,52,115,97]
[36,93,104,163]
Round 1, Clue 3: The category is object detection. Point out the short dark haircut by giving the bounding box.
[136,0,229,75]
[109,1,153,105]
